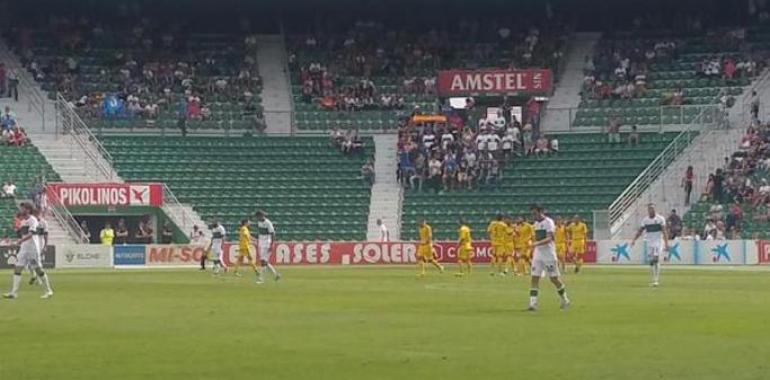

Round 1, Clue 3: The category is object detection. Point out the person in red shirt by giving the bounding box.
[723,58,736,79]
[8,126,26,146]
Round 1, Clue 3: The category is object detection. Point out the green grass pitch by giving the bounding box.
[1,266,769,380]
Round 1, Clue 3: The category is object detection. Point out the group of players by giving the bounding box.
[417,204,573,310]
[202,210,281,284]
[2,202,54,299]
[415,212,590,278]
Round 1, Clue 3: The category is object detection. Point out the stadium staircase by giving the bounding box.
[256,35,293,134]
[541,32,601,132]
[366,135,402,241]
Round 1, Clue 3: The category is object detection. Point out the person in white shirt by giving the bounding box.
[631,204,669,287]
[4,203,53,299]
[206,220,227,273]
[489,111,506,133]
[377,219,390,242]
[440,130,454,151]
[2,181,16,198]
[486,133,501,160]
[527,204,570,311]
[501,131,515,159]
[255,210,280,283]
[475,131,489,152]
[422,130,436,150]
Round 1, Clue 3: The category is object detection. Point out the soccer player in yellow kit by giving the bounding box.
[499,215,517,276]
[234,218,258,277]
[487,213,507,276]
[567,215,589,273]
[514,217,534,275]
[417,219,444,277]
[455,218,473,277]
[554,217,568,273]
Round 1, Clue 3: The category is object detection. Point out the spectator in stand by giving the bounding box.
[628,125,640,146]
[161,222,174,244]
[667,209,682,238]
[522,123,534,154]
[7,70,18,101]
[750,91,760,121]
[428,154,442,193]
[115,219,129,245]
[682,166,695,206]
[486,131,501,161]
[501,129,515,160]
[7,126,27,146]
[361,159,375,187]
[534,135,550,157]
[0,63,5,96]
[726,202,743,230]
[100,222,115,246]
[1,106,16,131]
[607,116,621,144]
[550,136,560,154]
[1,181,15,198]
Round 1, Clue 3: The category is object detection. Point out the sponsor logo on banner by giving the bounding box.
[0,246,55,269]
[114,245,147,265]
[610,243,632,262]
[56,244,112,268]
[759,240,770,264]
[696,240,745,265]
[437,69,552,96]
[46,183,163,207]
[597,240,645,264]
[146,244,208,266]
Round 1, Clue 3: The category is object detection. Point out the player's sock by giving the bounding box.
[576,258,583,273]
[10,273,21,295]
[265,263,278,278]
[429,259,442,271]
[199,255,206,270]
[556,285,568,301]
[651,262,660,283]
[39,273,52,294]
[529,288,539,307]
[489,256,497,274]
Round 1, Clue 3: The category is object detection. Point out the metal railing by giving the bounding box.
[161,184,195,234]
[46,190,89,244]
[54,93,117,181]
[0,41,49,130]
[607,103,725,230]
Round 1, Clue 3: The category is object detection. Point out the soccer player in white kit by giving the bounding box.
[28,208,49,285]
[631,204,669,287]
[254,210,280,284]
[3,203,53,299]
[207,220,227,274]
[527,204,570,311]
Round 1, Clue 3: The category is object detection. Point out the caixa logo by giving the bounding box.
[711,244,731,262]
[343,243,417,264]
[611,244,631,262]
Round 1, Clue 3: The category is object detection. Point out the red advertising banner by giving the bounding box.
[758,240,770,264]
[146,244,207,266]
[46,183,163,207]
[219,241,597,267]
[437,69,552,96]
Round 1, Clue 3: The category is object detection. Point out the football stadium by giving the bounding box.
[1,0,770,378]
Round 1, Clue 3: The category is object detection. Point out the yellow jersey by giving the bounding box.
[567,222,588,242]
[419,224,433,246]
[503,223,516,247]
[515,222,534,247]
[487,220,507,246]
[238,225,251,249]
[458,225,472,249]
[554,224,567,246]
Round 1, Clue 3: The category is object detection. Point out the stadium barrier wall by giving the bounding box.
[0,246,56,269]
[596,240,759,265]
[56,244,113,268]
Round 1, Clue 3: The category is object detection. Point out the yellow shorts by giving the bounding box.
[515,246,531,259]
[492,244,507,258]
[237,246,252,258]
[501,245,514,258]
[571,240,586,255]
[458,247,474,262]
[418,245,434,260]
[556,244,567,259]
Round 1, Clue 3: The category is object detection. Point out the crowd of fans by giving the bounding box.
[13,16,264,131]
[395,109,557,193]
[691,119,770,240]
[290,18,567,113]
[582,29,759,105]
[0,105,28,146]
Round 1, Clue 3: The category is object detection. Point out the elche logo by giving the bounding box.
[65,251,75,263]
[2,247,18,266]
[611,243,630,262]
[129,185,150,205]
[711,243,731,262]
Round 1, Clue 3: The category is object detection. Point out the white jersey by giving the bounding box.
[210,224,225,253]
[533,216,556,260]
[255,219,275,245]
[19,215,40,254]
[36,218,49,250]
[640,214,666,247]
